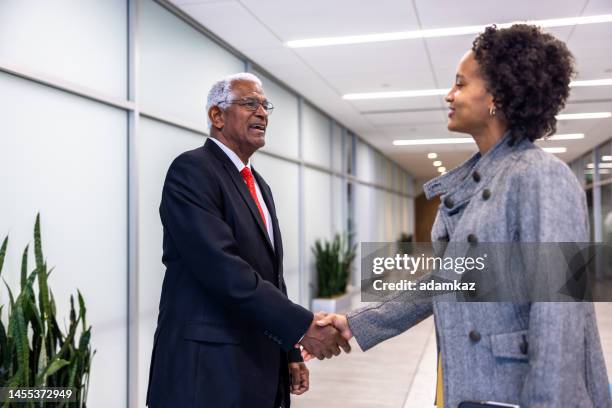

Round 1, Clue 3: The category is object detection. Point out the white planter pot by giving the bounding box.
[311,291,352,313]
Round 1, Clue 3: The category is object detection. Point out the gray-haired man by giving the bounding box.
[146,73,349,408]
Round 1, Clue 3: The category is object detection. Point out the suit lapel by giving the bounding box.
[252,168,282,261]
[204,139,275,256]
[223,162,275,254]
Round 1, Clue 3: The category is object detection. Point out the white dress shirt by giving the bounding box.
[209,137,274,248]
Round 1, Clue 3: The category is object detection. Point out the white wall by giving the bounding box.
[0,1,415,406]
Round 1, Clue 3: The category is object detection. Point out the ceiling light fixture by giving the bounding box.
[433,160,442,166]
[438,166,447,173]
[285,14,612,48]
[570,79,612,87]
[427,152,438,159]
[344,81,611,100]
[344,89,447,100]
[556,112,612,120]
[286,14,612,48]
[393,138,474,146]
[542,147,567,153]
[602,155,612,161]
[586,162,612,169]
[539,133,585,141]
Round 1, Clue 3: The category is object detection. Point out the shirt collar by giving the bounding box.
[423,131,527,200]
[209,137,251,173]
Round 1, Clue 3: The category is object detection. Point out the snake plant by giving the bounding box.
[0,214,94,407]
[312,233,356,298]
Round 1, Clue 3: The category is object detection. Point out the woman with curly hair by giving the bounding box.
[315,25,611,407]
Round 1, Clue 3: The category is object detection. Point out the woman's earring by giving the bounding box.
[489,106,496,116]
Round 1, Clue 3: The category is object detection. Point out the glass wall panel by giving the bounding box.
[302,103,331,168]
[331,176,345,236]
[0,0,127,98]
[304,168,332,303]
[0,72,127,407]
[356,140,373,183]
[251,153,301,304]
[253,70,299,158]
[332,123,344,173]
[137,118,205,407]
[139,0,244,125]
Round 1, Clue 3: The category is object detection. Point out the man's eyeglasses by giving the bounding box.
[226,98,274,114]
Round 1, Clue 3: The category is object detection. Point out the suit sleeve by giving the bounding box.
[161,154,313,351]
[516,159,595,407]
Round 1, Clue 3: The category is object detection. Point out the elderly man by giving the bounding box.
[146,73,349,408]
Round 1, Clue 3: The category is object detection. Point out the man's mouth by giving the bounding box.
[249,124,266,133]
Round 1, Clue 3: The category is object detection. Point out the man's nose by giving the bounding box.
[255,103,268,118]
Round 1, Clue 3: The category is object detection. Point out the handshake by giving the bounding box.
[297,312,353,361]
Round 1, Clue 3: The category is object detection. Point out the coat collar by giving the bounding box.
[423,132,530,202]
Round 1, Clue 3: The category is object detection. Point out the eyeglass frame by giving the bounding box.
[223,97,274,114]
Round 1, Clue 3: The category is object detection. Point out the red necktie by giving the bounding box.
[240,167,267,229]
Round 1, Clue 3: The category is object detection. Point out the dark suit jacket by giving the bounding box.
[146,139,313,407]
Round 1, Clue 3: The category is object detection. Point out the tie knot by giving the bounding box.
[240,167,254,183]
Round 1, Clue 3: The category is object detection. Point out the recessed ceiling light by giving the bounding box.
[427,152,438,159]
[394,138,474,146]
[286,14,612,48]
[539,133,585,141]
[602,155,612,161]
[433,160,442,166]
[438,166,447,173]
[543,147,567,153]
[556,112,612,120]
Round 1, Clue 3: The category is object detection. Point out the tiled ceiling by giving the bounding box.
[170,0,612,181]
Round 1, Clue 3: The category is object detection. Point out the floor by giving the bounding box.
[292,300,612,408]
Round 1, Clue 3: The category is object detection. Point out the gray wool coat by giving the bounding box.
[348,133,612,408]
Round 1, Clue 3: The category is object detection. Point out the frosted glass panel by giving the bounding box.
[0,0,127,97]
[304,168,332,303]
[356,140,374,183]
[251,153,301,304]
[137,118,204,407]
[139,0,244,125]
[302,103,331,168]
[332,123,343,173]
[331,176,345,236]
[0,72,127,407]
[253,70,299,158]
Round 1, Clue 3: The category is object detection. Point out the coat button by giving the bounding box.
[469,330,481,342]
[444,197,454,209]
[472,171,481,182]
[467,234,478,243]
[482,189,491,200]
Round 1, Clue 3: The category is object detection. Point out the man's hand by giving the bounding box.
[298,312,351,360]
[302,313,353,361]
[288,362,309,395]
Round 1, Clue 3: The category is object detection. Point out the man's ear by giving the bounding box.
[208,106,225,130]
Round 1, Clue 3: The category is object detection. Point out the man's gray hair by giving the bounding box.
[206,72,262,128]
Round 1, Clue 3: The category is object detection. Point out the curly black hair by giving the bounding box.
[472,24,575,142]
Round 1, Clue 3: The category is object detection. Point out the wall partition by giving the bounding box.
[0,1,415,406]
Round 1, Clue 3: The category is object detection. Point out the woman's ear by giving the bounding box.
[208,106,225,130]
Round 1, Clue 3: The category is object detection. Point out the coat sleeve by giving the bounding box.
[515,157,603,407]
[160,154,313,351]
[347,288,433,351]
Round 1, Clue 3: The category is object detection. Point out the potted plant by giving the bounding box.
[0,214,94,407]
[311,233,356,313]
